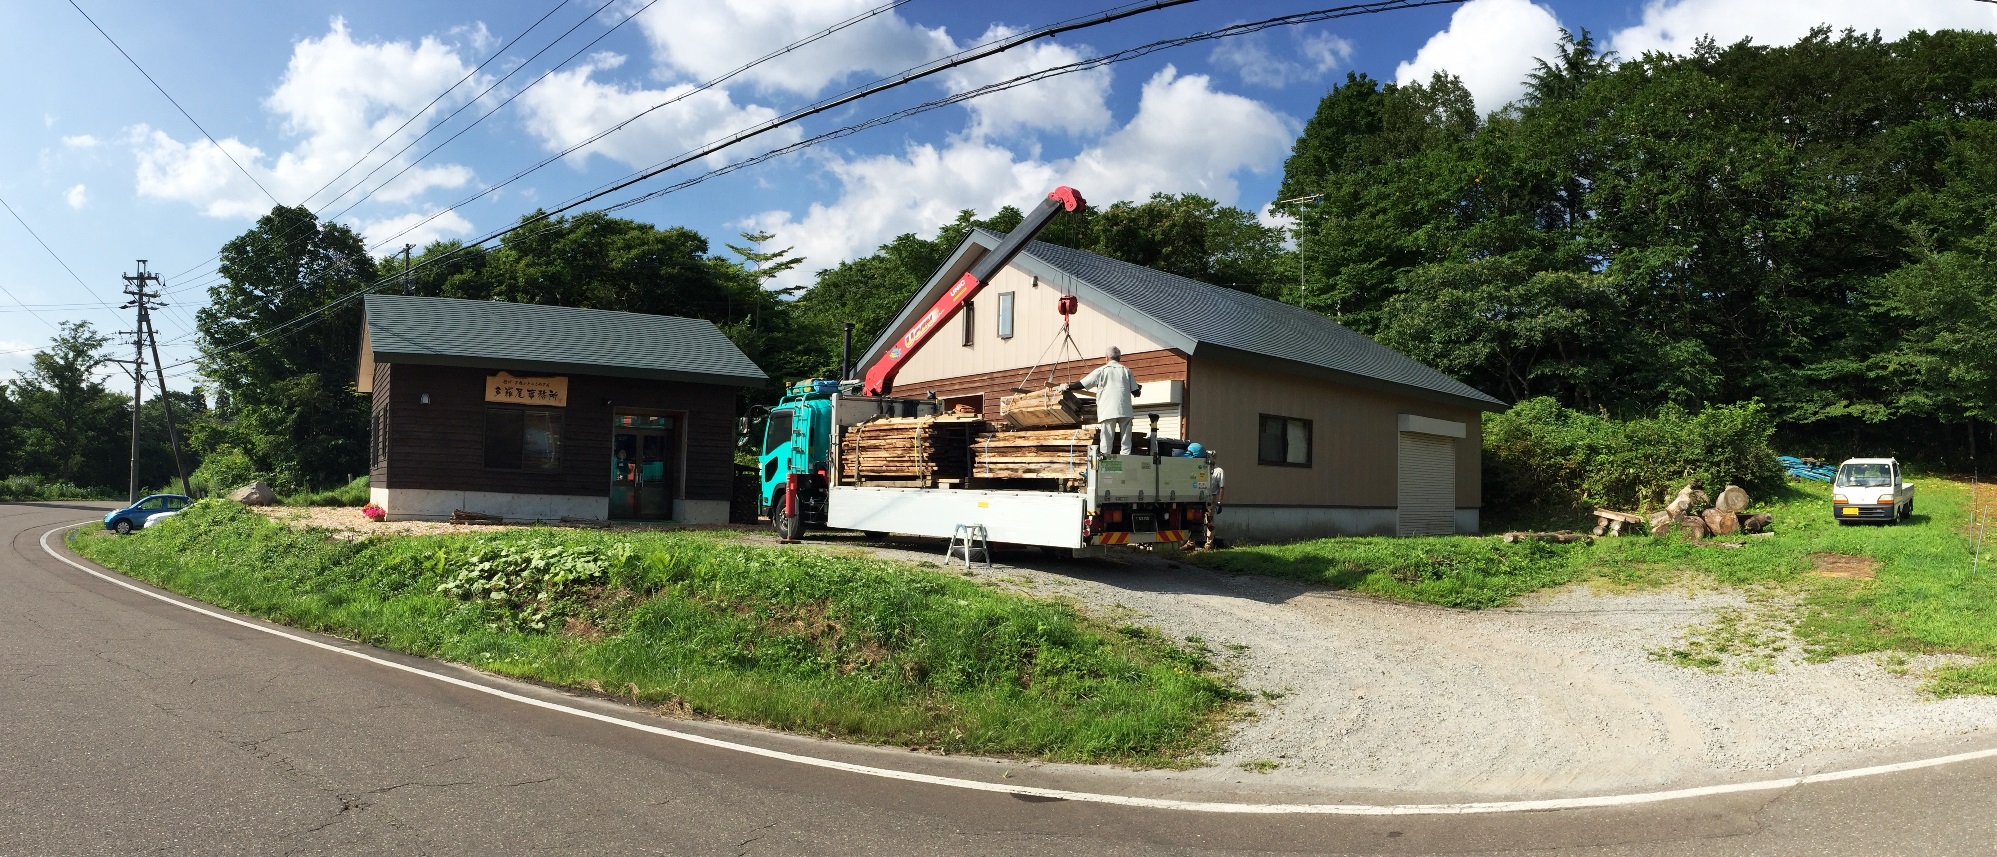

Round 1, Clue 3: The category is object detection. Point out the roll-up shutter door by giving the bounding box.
[1397,432,1456,536]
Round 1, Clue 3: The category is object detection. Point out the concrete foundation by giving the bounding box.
[675,499,730,525]
[372,487,608,523]
[1218,506,1482,543]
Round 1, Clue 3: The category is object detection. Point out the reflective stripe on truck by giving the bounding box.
[1092,530,1186,545]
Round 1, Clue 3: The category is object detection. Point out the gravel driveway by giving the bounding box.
[785,532,1997,797]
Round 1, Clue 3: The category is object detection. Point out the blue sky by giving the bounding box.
[3,0,1993,386]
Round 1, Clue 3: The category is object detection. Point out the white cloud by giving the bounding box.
[940,25,1112,139]
[632,0,953,96]
[64,185,87,209]
[514,52,797,170]
[61,134,100,149]
[1609,0,1997,57]
[359,209,474,249]
[1395,0,1565,115]
[748,67,1295,290]
[1210,27,1354,88]
[131,18,480,224]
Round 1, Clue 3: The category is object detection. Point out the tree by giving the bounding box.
[10,322,127,488]
[197,205,377,489]
[1085,194,1288,298]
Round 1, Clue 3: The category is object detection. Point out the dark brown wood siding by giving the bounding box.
[381,363,736,501]
[890,349,1189,420]
[369,361,391,486]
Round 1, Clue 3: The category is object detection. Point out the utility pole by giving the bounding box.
[402,243,415,294]
[121,260,190,499]
[1275,193,1324,311]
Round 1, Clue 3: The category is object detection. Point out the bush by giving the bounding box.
[188,446,261,498]
[284,475,370,507]
[0,474,107,501]
[1484,397,1784,522]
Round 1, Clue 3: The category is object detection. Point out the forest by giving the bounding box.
[0,26,1991,495]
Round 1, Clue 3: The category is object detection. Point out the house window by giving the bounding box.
[1258,414,1312,467]
[962,300,976,346]
[484,407,563,470]
[997,292,1015,339]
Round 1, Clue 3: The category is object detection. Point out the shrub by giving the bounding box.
[0,474,106,501]
[188,446,261,498]
[284,475,370,507]
[1484,397,1783,521]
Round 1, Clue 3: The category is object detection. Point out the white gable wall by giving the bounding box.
[890,264,1171,388]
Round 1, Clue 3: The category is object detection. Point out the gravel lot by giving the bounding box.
[790,533,1997,797]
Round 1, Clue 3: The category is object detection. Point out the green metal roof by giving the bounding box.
[362,295,767,387]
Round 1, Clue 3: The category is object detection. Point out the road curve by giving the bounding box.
[3,501,1993,856]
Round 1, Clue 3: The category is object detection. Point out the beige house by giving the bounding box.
[856,229,1508,542]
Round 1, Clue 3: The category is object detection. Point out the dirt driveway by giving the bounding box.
[776,532,1997,798]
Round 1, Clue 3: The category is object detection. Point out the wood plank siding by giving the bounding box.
[1186,355,1483,510]
[888,349,1189,421]
[375,363,736,502]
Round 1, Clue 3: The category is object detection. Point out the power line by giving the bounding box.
[167,0,1460,374]
[0,194,123,329]
[67,0,281,208]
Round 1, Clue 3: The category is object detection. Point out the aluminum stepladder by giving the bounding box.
[947,523,992,569]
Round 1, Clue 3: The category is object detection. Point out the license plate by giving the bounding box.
[1840,507,1858,517]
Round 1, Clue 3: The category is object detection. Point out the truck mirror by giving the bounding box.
[737,417,749,439]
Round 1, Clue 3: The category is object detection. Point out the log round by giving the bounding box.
[1714,485,1751,514]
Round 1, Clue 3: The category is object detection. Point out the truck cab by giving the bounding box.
[1832,457,1915,524]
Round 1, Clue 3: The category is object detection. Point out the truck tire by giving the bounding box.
[1904,499,1914,519]
[771,492,806,541]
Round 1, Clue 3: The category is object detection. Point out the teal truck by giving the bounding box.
[755,187,1214,554]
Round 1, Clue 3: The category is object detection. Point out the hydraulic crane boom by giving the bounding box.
[860,186,1085,396]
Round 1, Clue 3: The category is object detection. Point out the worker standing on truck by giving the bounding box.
[1205,452,1225,549]
[1069,346,1141,455]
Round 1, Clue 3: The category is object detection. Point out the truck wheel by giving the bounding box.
[114,519,134,535]
[771,493,806,541]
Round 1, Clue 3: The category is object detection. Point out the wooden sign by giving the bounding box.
[485,372,568,406]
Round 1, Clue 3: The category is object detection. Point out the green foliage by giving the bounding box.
[1189,536,1588,610]
[433,539,629,630]
[0,474,109,501]
[282,475,370,507]
[7,321,128,489]
[73,505,1239,762]
[1482,397,1783,522]
[1279,27,1997,458]
[197,206,376,490]
[188,446,261,499]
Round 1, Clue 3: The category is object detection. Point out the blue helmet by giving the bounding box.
[1185,442,1204,457]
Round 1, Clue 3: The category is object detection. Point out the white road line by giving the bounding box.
[38,521,1997,816]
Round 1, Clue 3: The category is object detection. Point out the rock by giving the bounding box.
[228,481,277,506]
[1714,485,1751,514]
[1740,512,1773,533]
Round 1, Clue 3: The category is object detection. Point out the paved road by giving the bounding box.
[3,501,1992,856]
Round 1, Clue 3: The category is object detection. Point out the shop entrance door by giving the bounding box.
[611,412,677,520]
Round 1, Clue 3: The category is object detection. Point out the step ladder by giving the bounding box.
[946,524,991,570]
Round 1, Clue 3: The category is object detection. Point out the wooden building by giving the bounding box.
[855,230,1508,541]
[357,295,766,523]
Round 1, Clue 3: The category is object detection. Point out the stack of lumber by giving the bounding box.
[839,415,982,485]
[999,386,1084,428]
[970,426,1098,480]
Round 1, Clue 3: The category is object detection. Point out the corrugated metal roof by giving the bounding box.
[971,230,1505,409]
[362,294,767,386]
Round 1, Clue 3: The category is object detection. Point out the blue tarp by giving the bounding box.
[1780,456,1836,482]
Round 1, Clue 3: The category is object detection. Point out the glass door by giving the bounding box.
[612,412,677,520]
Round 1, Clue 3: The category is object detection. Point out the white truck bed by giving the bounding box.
[826,486,1087,548]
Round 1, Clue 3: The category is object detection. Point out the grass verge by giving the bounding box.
[69,502,1240,765]
[1189,478,1997,694]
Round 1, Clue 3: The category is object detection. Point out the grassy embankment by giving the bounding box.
[0,475,112,502]
[71,502,1239,765]
[1189,478,1997,694]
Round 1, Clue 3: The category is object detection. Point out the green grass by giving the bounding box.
[1191,478,1997,694]
[70,502,1241,764]
[0,475,112,502]
[282,476,371,507]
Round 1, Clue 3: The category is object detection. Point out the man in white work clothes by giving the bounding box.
[1068,346,1141,455]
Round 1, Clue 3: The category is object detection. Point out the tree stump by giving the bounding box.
[1714,485,1751,514]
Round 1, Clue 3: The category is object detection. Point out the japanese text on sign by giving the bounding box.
[485,372,568,407]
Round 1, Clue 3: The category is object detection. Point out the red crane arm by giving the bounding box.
[861,186,1085,396]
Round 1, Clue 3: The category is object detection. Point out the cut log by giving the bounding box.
[1681,514,1708,540]
[1714,485,1751,514]
[1501,531,1593,544]
[1739,512,1772,533]
[999,386,1084,428]
[1702,507,1740,536]
[452,509,503,524]
[1649,511,1673,537]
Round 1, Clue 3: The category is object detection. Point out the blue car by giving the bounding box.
[104,494,193,535]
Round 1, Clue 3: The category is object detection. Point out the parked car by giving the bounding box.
[1832,458,1915,524]
[103,494,192,535]
[142,509,184,529]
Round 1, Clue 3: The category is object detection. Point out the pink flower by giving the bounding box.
[361,503,386,522]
